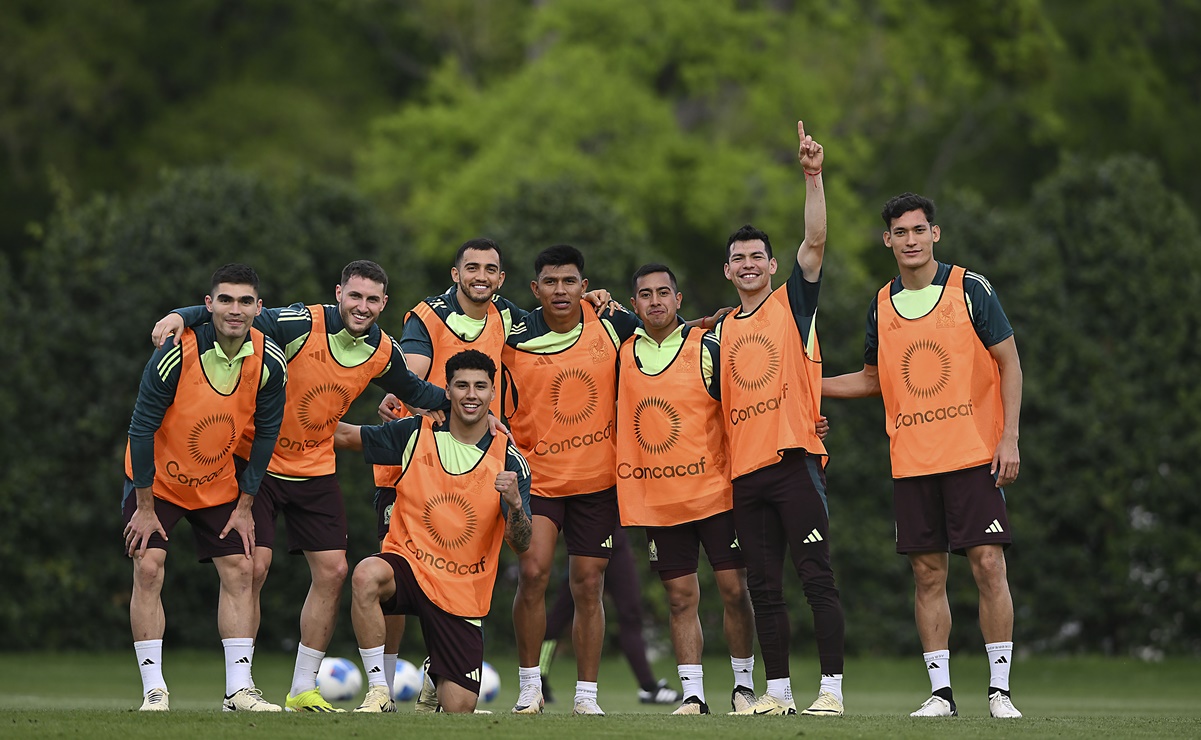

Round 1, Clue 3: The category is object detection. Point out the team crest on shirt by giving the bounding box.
[937,302,956,329]
[589,335,611,364]
[752,310,770,329]
[680,347,695,371]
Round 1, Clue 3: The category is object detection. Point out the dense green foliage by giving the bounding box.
[1,1,1198,656]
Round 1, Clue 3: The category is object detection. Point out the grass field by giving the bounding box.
[2,652,1198,738]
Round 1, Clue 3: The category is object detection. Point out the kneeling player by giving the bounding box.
[335,350,532,713]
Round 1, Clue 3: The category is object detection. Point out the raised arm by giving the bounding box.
[987,336,1022,487]
[796,120,827,281]
[822,364,881,399]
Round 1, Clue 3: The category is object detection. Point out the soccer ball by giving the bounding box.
[316,657,362,702]
[392,658,423,701]
[480,661,500,703]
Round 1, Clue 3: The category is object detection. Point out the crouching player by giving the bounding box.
[334,350,532,712]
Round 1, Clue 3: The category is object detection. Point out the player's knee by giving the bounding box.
[314,554,349,588]
[350,559,386,600]
[569,569,604,603]
[132,553,166,589]
[517,560,550,591]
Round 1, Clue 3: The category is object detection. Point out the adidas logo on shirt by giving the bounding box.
[534,356,555,366]
[802,529,824,544]
[985,519,1005,534]
[887,317,901,331]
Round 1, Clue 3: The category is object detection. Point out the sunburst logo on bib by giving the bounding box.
[728,333,780,392]
[422,492,478,550]
[297,383,354,431]
[901,339,952,398]
[633,396,682,455]
[550,367,598,426]
[188,413,238,466]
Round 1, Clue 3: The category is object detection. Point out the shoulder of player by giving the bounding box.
[417,290,460,318]
[505,441,531,476]
[260,336,289,375]
[149,339,186,384]
[960,266,997,297]
[275,302,314,323]
[506,309,545,345]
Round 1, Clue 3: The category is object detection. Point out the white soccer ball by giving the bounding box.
[316,657,362,702]
[480,661,500,703]
[393,658,423,701]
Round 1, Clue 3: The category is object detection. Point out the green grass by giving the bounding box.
[1,652,1198,738]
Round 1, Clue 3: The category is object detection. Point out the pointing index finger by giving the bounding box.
[798,120,806,141]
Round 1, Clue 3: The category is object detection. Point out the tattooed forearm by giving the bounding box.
[505,507,531,553]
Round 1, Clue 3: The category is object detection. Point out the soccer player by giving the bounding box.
[822,193,1024,719]
[614,263,758,715]
[714,122,846,716]
[149,260,448,712]
[124,263,288,712]
[333,349,533,713]
[503,244,641,715]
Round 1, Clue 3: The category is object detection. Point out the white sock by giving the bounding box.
[519,666,542,691]
[134,639,166,694]
[383,654,398,696]
[574,680,598,704]
[986,642,1013,692]
[222,638,255,696]
[678,664,705,703]
[923,650,951,693]
[290,643,324,696]
[820,673,844,703]
[359,645,388,688]
[765,677,792,703]
[731,655,754,690]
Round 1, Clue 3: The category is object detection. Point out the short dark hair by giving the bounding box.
[210,263,259,293]
[340,260,389,292]
[725,224,773,260]
[455,238,503,269]
[534,244,585,277]
[631,263,678,294]
[444,349,497,385]
[881,193,936,228]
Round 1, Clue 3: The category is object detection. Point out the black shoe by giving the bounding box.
[638,679,682,704]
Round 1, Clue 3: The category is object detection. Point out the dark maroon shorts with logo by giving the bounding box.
[893,463,1012,555]
[644,510,745,581]
[121,478,269,562]
[374,552,484,695]
[529,486,618,559]
[234,457,348,553]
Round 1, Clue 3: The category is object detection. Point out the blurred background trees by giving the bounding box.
[1,0,1197,656]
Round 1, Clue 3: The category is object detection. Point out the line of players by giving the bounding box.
[123,122,1023,719]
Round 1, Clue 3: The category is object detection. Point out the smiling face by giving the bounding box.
[530,264,587,324]
[883,208,940,272]
[723,238,777,295]
[447,367,494,427]
[631,270,681,333]
[452,247,505,306]
[335,275,388,337]
[205,282,262,343]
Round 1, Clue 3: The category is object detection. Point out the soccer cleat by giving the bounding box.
[989,691,1022,718]
[285,687,345,713]
[353,684,396,713]
[638,678,682,705]
[572,696,606,715]
[731,685,757,713]
[910,694,957,717]
[414,658,438,714]
[223,687,283,712]
[728,693,797,715]
[800,691,844,717]
[139,687,169,711]
[672,695,710,715]
[511,683,544,714]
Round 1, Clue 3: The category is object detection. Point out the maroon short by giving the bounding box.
[893,464,1012,556]
[121,478,269,562]
[251,470,348,553]
[529,487,618,559]
[645,510,744,581]
[375,487,396,543]
[374,552,484,695]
